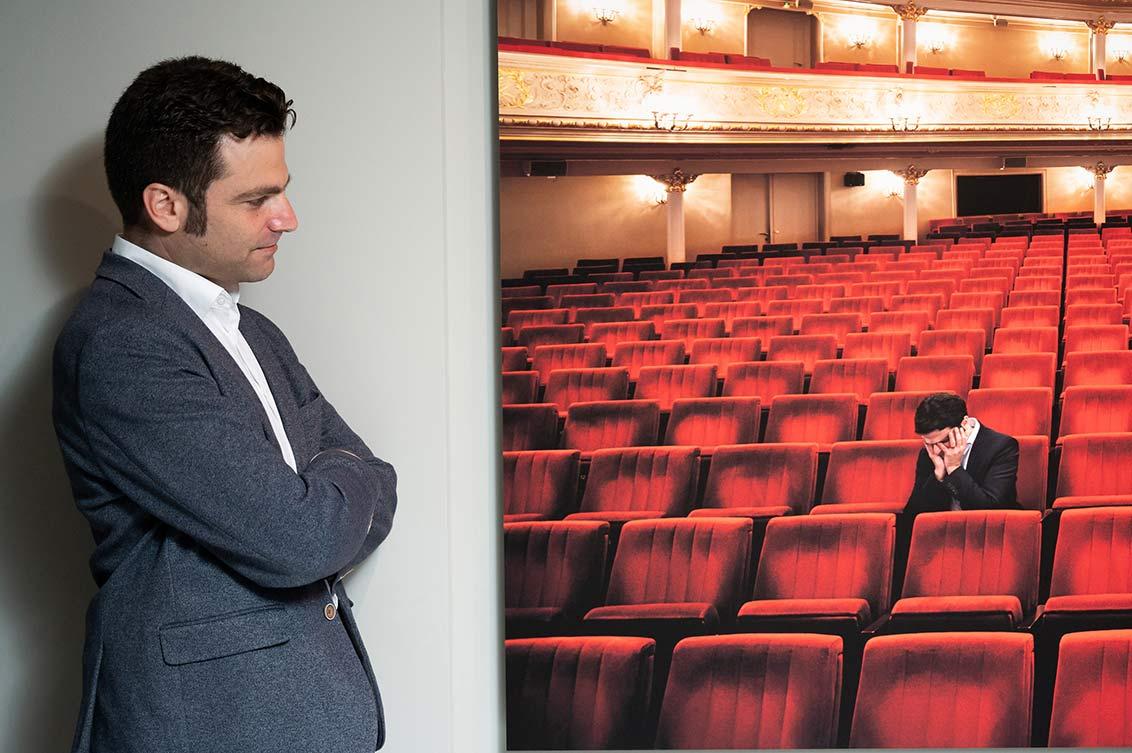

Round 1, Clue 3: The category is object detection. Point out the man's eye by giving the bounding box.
[247,197,267,207]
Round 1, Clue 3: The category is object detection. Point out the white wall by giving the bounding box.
[0,2,499,752]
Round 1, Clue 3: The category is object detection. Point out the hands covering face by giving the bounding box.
[926,421,971,481]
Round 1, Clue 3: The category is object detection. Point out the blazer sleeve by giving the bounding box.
[940,435,1021,510]
[75,321,387,589]
[906,448,949,515]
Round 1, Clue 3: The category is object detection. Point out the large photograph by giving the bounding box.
[497,0,1132,748]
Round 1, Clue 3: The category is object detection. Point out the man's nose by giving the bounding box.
[268,195,299,233]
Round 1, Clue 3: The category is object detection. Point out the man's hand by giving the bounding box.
[940,423,970,476]
[926,439,947,481]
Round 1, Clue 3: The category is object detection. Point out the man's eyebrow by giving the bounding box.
[232,174,291,201]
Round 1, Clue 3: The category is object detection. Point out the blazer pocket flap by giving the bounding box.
[160,606,289,666]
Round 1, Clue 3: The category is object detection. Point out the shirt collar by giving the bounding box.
[963,417,981,456]
[110,235,240,320]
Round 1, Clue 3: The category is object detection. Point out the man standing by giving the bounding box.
[906,392,1020,514]
[52,57,396,753]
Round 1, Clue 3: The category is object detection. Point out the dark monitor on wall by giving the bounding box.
[956,173,1043,216]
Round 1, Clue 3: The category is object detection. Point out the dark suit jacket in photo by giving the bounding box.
[52,252,397,753]
[905,423,1020,515]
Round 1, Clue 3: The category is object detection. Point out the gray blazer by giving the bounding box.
[52,252,397,753]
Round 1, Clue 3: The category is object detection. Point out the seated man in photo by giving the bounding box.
[906,392,1020,514]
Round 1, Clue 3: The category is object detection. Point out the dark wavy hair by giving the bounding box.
[104,56,296,235]
[914,392,968,434]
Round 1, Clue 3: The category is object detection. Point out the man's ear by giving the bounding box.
[139,182,189,233]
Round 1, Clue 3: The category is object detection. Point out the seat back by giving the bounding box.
[764,393,859,448]
[917,329,987,373]
[1064,350,1132,389]
[755,513,894,616]
[999,306,1059,329]
[561,400,660,452]
[634,364,717,412]
[531,343,607,385]
[799,313,863,347]
[980,352,1057,389]
[767,334,839,374]
[579,446,700,517]
[821,439,923,506]
[1051,487,1132,594]
[501,370,539,404]
[1059,385,1132,439]
[1065,324,1130,357]
[544,367,630,414]
[863,391,935,440]
[992,326,1059,355]
[902,510,1041,613]
[1050,630,1132,747]
[655,634,843,749]
[503,449,580,519]
[665,397,761,449]
[842,331,912,373]
[611,340,686,381]
[722,361,804,400]
[659,317,727,349]
[505,636,655,750]
[810,358,889,404]
[502,403,559,451]
[966,388,1053,437]
[867,310,932,347]
[730,314,794,341]
[849,633,1033,748]
[504,520,607,613]
[701,443,819,514]
[894,355,975,398]
[688,336,761,378]
[587,321,656,349]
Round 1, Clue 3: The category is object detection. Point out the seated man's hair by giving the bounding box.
[914,392,968,434]
[104,56,296,235]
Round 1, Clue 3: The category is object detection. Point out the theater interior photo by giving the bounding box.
[497,0,1132,748]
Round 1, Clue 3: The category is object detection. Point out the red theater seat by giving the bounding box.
[544,367,630,417]
[767,299,825,331]
[505,636,655,750]
[799,313,863,348]
[655,634,843,749]
[1009,290,1061,307]
[561,400,660,456]
[587,320,656,349]
[504,520,607,635]
[980,353,1057,389]
[659,317,727,350]
[619,291,674,314]
[767,334,838,374]
[849,633,1033,748]
[992,326,1059,354]
[583,517,753,634]
[1052,434,1132,509]
[507,307,569,332]
[546,282,597,304]
[502,449,581,522]
[1066,287,1118,306]
[531,343,607,386]
[572,306,635,333]
[889,294,946,321]
[1049,630,1132,747]
[688,336,761,378]
[737,513,894,632]
[501,346,529,372]
[906,279,955,304]
[829,295,885,318]
[894,355,975,398]
[560,293,615,310]
[722,361,805,401]
[518,323,586,349]
[917,328,987,373]
[863,391,935,441]
[843,331,912,374]
[500,326,514,347]
[639,303,700,326]
[502,296,554,321]
[567,446,699,523]
[966,388,1052,437]
[1064,324,1129,360]
[764,393,859,451]
[1064,350,1132,389]
[1044,506,1132,615]
[1065,303,1124,328]
[1016,435,1050,511]
[501,370,539,404]
[888,510,1041,631]
[866,311,932,349]
[690,443,819,519]
[701,301,763,332]
[501,284,542,298]
[731,314,795,341]
[611,340,686,382]
[502,403,560,451]
[665,397,761,454]
[675,288,734,314]
[810,358,889,405]
[850,282,903,308]
[635,364,718,412]
[935,308,995,344]
[1058,385,1132,442]
[812,440,922,513]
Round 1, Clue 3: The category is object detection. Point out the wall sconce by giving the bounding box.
[1112,40,1131,63]
[653,111,693,131]
[920,25,948,55]
[1045,35,1070,61]
[848,30,873,49]
[1089,114,1113,130]
[842,17,875,50]
[890,115,921,131]
[689,17,715,35]
[591,6,619,25]
[633,175,669,206]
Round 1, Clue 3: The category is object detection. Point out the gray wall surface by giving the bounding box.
[0,2,500,751]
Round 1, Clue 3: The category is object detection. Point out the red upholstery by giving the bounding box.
[764,393,859,451]
[890,510,1041,630]
[799,312,863,348]
[1058,385,1132,441]
[722,360,805,401]
[659,317,727,350]
[738,513,895,628]
[504,520,607,633]
[665,396,761,453]
[502,296,554,320]
[980,352,1057,389]
[547,283,598,304]
[505,636,655,750]
[561,400,660,454]
[507,307,569,332]
[560,293,614,310]
[867,310,932,348]
[518,323,586,349]
[894,355,975,398]
[966,388,1052,437]
[1047,507,1132,610]
[1050,629,1132,747]
[611,340,686,381]
[585,517,753,629]
[735,287,788,306]
[618,291,674,314]
[1064,350,1132,390]
[639,303,699,326]
[890,293,946,320]
[688,336,761,378]
[731,314,794,341]
[849,633,1033,748]
[1067,274,1117,290]
[843,331,912,374]
[725,53,772,67]
[674,49,727,63]
[500,326,514,347]
[1053,434,1132,509]
[503,450,581,521]
[587,320,656,349]
[635,364,718,412]
[701,302,763,332]
[675,287,733,312]
[1014,275,1061,292]
[1013,434,1050,511]
[1064,324,1129,359]
[501,346,529,372]
[501,370,539,405]
[691,442,818,518]
[767,334,838,374]
[917,328,986,373]
[1009,290,1061,307]
[572,306,635,333]
[907,279,955,304]
[531,343,607,386]
[767,299,824,331]
[810,358,889,405]
[544,367,630,416]
[935,307,995,343]
[502,403,560,451]
[829,295,884,317]
[818,440,923,510]
[501,284,542,298]
[992,325,1058,354]
[862,391,935,441]
[655,634,843,749]
[1066,303,1123,328]
[569,446,699,522]
[1066,287,1118,306]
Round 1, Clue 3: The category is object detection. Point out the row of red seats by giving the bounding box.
[507,628,1124,748]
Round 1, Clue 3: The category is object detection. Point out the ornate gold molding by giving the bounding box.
[650,169,699,192]
[897,165,930,183]
[1087,160,1116,177]
[894,2,929,21]
[1087,16,1117,34]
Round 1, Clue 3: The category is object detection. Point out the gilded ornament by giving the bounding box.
[497,69,532,108]
[894,2,929,21]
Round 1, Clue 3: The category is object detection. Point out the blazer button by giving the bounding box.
[324,603,337,620]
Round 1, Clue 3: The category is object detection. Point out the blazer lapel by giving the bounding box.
[238,313,306,463]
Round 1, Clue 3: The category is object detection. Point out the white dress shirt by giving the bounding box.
[949,417,981,511]
[111,235,297,473]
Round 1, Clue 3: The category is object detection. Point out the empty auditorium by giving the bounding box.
[498,0,1132,748]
